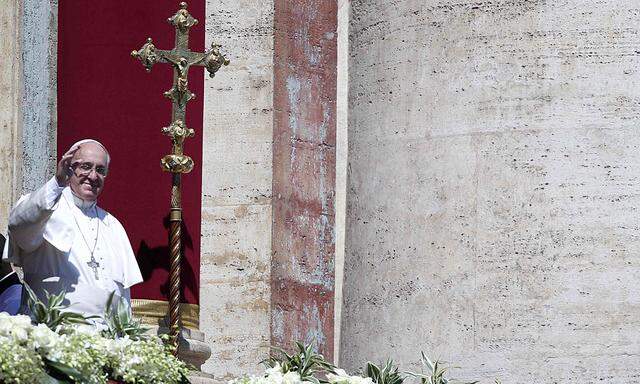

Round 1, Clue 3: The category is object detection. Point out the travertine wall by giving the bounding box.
[200,0,273,378]
[0,0,22,233]
[341,1,640,383]
[21,0,57,193]
[0,0,58,231]
[334,0,349,363]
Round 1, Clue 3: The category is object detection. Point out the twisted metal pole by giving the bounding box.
[168,174,183,349]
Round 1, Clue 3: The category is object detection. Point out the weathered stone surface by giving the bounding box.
[177,328,213,371]
[0,0,57,226]
[144,325,212,371]
[188,373,217,384]
[201,0,274,377]
[342,1,640,383]
[0,0,23,233]
[272,0,338,361]
[334,0,349,363]
[200,203,272,379]
[21,0,57,194]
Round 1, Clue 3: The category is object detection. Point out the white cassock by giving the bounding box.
[3,177,143,323]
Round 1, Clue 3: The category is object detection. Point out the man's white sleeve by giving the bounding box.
[8,177,65,253]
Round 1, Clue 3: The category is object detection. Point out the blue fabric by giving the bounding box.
[0,284,22,315]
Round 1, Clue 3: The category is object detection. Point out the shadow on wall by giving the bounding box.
[135,214,198,301]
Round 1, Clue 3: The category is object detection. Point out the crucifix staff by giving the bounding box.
[131,1,229,350]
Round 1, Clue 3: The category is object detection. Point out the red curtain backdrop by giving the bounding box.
[57,1,205,305]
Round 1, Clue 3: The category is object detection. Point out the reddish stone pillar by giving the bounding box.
[272,0,338,361]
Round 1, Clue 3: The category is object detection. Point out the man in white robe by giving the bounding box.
[3,139,143,323]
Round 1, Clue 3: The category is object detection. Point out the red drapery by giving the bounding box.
[57,1,205,305]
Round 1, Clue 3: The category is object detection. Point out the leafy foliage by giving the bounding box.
[364,360,404,384]
[231,344,496,384]
[24,283,96,330]
[43,357,86,383]
[264,341,336,383]
[102,291,150,340]
[406,352,477,384]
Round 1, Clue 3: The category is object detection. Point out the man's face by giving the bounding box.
[69,143,109,201]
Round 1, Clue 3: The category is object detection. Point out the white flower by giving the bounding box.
[69,323,101,336]
[11,326,29,342]
[327,369,374,384]
[282,371,303,384]
[0,335,48,383]
[9,314,32,328]
[31,323,59,352]
[0,313,32,342]
[265,363,284,377]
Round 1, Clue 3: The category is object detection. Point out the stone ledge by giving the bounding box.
[147,325,212,371]
[188,371,217,384]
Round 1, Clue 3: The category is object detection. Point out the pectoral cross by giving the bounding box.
[131,1,229,350]
[87,257,100,280]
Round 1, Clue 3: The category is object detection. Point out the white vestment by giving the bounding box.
[3,177,143,323]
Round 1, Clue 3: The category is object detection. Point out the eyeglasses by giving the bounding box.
[72,162,108,177]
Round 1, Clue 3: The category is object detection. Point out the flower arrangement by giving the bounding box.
[0,315,49,383]
[104,334,190,384]
[0,312,190,384]
[0,288,191,384]
[231,342,481,384]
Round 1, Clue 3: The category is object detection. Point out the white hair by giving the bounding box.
[69,139,110,166]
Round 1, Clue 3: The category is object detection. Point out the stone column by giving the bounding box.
[22,0,58,193]
[272,0,338,360]
[333,0,349,363]
[0,0,58,230]
[200,0,274,378]
[0,0,23,233]
[341,1,640,383]
[0,0,54,274]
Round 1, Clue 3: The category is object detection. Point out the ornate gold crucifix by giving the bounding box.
[131,1,229,350]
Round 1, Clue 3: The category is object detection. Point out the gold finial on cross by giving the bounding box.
[131,2,229,350]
